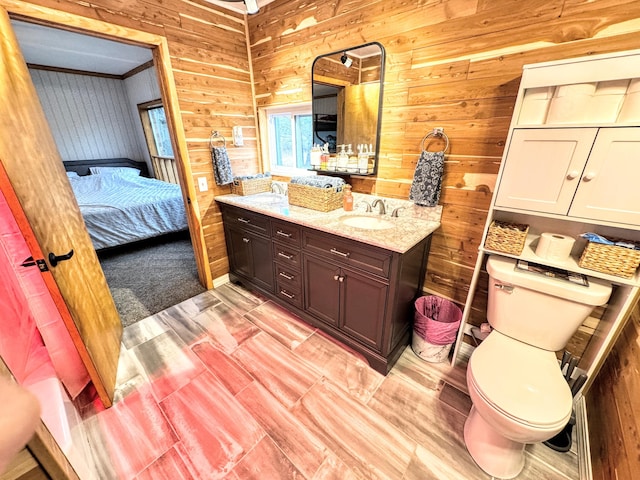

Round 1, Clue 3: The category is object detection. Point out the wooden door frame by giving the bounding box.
[0,0,213,290]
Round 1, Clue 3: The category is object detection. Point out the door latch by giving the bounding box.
[20,256,49,272]
[48,249,74,267]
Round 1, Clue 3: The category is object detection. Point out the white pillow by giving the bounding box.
[89,166,141,177]
[66,171,80,178]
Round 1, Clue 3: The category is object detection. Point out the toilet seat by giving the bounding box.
[468,331,573,429]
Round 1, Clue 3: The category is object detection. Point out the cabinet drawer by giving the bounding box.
[276,264,302,287]
[273,242,301,269]
[275,279,302,308]
[221,205,270,235]
[303,231,391,278]
[271,220,302,247]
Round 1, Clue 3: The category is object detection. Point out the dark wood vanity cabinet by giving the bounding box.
[303,254,387,350]
[271,219,303,309]
[302,231,391,351]
[222,206,274,293]
[219,203,432,374]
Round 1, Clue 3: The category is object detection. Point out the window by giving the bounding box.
[138,100,179,183]
[261,104,313,176]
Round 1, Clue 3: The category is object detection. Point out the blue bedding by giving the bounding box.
[69,173,188,249]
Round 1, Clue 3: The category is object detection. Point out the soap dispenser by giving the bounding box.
[347,144,358,173]
[337,144,349,172]
[320,143,330,170]
[343,184,354,211]
[310,144,321,169]
[358,144,369,173]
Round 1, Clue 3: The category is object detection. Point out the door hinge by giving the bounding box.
[20,256,49,272]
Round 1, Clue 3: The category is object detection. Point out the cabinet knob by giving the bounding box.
[333,274,344,282]
[242,237,250,243]
[566,170,580,180]
[583,171,597,182]
[333,274,340,281]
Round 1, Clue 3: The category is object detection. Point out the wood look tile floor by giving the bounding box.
[72,283,579,480]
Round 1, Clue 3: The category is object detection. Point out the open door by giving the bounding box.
[0,8,121,407]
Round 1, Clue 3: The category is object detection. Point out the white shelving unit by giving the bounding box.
[453,48,640,396]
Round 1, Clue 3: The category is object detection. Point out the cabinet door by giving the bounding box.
[341,268,388,351]
[228,228,252,278]
[495,128,598,214]
[249,232,274,293]
[569,127,640,225]
[228,228,274,292]
[303,255,340,327]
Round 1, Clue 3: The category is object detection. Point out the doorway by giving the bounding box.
[11,17,211,326]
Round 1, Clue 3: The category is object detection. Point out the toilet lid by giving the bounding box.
[469,332,573,428]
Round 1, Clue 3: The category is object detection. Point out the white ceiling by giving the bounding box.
[11,1,276,75]
[12,20,153,76]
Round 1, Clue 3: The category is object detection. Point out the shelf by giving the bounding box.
[309,168,375,177]
[482,233,640,287]
[514,122,640,129]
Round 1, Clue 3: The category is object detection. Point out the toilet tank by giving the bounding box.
[486,256,612,351]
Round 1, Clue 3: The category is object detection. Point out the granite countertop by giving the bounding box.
[215,192,442,253]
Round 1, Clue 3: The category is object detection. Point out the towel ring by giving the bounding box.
[210,130,226,149]
[421,127,449,153]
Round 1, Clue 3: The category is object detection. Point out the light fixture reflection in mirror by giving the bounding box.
[312,42,385,176]
[340,52,353,68]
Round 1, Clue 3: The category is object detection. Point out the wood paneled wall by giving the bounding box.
[18,0,640,325]
[20,0,255,281]
[29,68,146,161]
[586,303,640,480]
[249,0,640,317]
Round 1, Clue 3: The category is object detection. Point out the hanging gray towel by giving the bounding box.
[409,150,445,207]
[212,146,233,185]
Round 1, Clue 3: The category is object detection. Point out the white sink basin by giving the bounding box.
[340,215,395,230]
[251,193,288,205]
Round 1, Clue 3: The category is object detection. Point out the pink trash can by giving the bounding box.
[412,296,462,363]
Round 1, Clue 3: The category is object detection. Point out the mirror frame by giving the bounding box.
[311,41,385,176]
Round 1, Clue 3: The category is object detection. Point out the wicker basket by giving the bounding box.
[578,240,640,278]
[484,220,530,255]
[288,183,343,212]
[231,176,272,196]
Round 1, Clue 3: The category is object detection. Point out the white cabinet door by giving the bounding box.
[495,128,598,214]
[569,127,640,226]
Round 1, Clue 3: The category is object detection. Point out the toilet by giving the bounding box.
[464,256,612,479]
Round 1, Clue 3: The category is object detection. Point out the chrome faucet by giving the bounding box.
[371,198,386,215]
[391,206,406,217]
[271,183,285,194]
[356,201,372,212]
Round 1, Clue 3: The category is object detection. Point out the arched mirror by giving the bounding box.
[312,42,385,176]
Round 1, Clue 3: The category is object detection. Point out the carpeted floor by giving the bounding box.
[98,233,206,328]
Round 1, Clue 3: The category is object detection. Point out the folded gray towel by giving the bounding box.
[212,146,233,185]
[290,175,345,190]
[409,150,445,207]
[234,172,271,181]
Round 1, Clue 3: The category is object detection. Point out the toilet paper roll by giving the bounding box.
[535,232,575,261]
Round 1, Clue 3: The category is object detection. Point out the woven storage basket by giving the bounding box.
[578,240,640,278]
[288,183,343,212]
[484,220,530,255]
[231,177,272,196]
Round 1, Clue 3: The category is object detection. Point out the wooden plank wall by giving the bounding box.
[248,0,640,321]
[22,0,256,281]
[29,68,146,161]
[586,303,640,480]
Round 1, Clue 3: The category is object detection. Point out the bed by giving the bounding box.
[63,159,188,250]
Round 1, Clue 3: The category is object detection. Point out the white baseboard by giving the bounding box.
[575,394,593,480]
[213,273,230,288]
